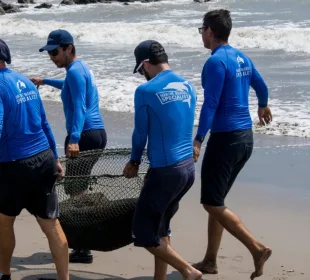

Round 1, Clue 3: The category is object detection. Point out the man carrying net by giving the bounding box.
[123,40,202,280]
[31,29,107,264]
[0,39,69,280]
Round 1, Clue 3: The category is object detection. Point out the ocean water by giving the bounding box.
[1,0,310,137]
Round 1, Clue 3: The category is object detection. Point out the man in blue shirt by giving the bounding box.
[0,39,69,280]
[193,10,272,280]
[31,29,107,264]
[123,40,202,280]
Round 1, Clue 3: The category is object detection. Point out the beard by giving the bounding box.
[144,71,152,81]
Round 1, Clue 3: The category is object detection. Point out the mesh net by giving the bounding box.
[55,148,149,252]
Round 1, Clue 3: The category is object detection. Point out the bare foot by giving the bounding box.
[192,260,218,274]
[184,268,202,280]
[250,247,272,280]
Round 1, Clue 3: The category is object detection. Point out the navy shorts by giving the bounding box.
[201,129,253,207]
[0,149,59,219]
[132,158,195,248]
[64,129,107,196]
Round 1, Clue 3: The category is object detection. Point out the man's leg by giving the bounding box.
[195,138,271,279]
[0,214,16,278]
[67,129,107,263]
[0,163,21,280]
[193,137,229,274]
[193,214,223,274]
[66,156,97,263]
[29,149,69,280]
[134,159,200,280]
[37,217,69,280]
[204,205,271,279]
[148,239,202,280]
[154,236,170,280]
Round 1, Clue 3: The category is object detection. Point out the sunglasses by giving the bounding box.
[198,25,209,34]
[48,48,59,57]
[138,67,144,75]
[136,59,149,75]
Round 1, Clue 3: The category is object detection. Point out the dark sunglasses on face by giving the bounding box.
[48,48,59,57]
[138,67,145,75]
[136,59,149,75]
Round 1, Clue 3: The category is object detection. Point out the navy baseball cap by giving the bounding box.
[39,29,74,52]
[133,40,167,74]
[0,39,11,64]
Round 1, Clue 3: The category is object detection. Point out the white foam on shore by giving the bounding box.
[1,17,310,53]
[2,1,310,139]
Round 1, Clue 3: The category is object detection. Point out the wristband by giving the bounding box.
[194,135,205,144]
[130,159,141,166]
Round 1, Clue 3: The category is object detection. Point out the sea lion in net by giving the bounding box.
[55,148,149,251]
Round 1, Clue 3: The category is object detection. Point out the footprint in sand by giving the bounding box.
[218,255,226,259]
[232,255,243,262]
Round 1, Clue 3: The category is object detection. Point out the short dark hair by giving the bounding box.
[149,42,168,66]
[203,9,232,42]
[149,53,168,66]
[61,44,76,56]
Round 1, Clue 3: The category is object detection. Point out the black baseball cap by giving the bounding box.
[0,39,11,64]
[39,29,74,52]
[133,40,167,74]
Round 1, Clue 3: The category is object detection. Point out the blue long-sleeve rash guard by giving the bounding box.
[196,45,268,142]
[130,70,197,168]
[44,60,104,143]
[0,68,58,162]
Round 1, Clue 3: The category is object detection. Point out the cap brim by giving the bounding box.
[133,62,141,74]
[39,44,59,52]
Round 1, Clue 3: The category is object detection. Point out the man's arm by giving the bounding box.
[39,96,59,159]
[43,79,65,90]
[249,60,268,107]
[195,57,226,143]
[0,95,3,139]
[66,70,87,143]
[130,87,148,163]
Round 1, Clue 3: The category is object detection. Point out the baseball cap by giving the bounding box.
[133,40,167,74]
[0,39,11,64]
[39,29,74,52]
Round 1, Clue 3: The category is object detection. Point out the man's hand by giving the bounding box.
[143,174,147,184]
[123,161,139,179]
[30,78,44,89]
[66,143,80,158]
[258,106,272,126]
[56,159,63,181]
[193,140,201,163]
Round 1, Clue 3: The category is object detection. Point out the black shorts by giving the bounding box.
[64,129,107,196]
[132,158,195,248]
[0,149,59,219]
[201,129,253,207]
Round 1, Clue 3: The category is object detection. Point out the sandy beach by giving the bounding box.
[9,101,310,280]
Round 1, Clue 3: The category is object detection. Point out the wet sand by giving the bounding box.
[10,101,310,280]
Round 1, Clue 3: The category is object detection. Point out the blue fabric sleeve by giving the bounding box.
[131,87,148,162]
[66,69,87,143]
[196,57,226,141]
[44,78,64,90]
[39,96,59,159]
[250,60,268,107]
[0,94,3,140]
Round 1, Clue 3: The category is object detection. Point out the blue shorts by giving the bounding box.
[132,157,195,248]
